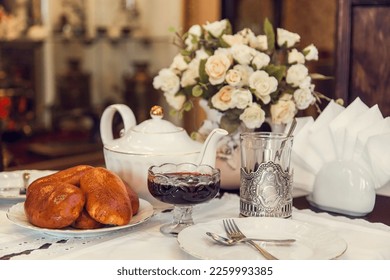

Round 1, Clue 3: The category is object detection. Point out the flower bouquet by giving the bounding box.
[152,18,338,187]
[153,18,336,135]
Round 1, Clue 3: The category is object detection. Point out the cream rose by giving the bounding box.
[152,68,180,95]
[249,34,268,51]
[270,95,297,124]
[185,25,202,51]
[211,85,235,111]
[288,49,305,64]
[252,51,271,69]
[303,44,319,61]
[232,88,253,109]
[249,70,278,104]
[286,64,309,87]
[293,88,315,110]
[231,44,255,65]
[239,103,265,129]
[222,33,245,46]
[203,19,228,37]
[277,28,300,48]
[170,54,188,71]
[181,58,200,87]
[233,64,254,86]
[225,69,242,86]
[205,53,231,85]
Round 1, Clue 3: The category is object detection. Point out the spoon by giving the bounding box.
[206,232,295,246]
[19,172,30,195]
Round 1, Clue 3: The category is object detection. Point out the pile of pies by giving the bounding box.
[24,165,139,229]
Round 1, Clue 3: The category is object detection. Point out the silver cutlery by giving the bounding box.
[19,172,30,195]
[206,231,295,246]
[223,219,278,260]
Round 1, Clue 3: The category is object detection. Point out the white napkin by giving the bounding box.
[328,97,369,159]
[308,100,345,163]
[354,117,390,159]
[363,132,390,189]
[342,105,383,161]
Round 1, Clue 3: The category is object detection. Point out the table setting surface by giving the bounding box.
[1,184,390,260]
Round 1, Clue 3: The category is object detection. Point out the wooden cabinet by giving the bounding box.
[335,0,390,116]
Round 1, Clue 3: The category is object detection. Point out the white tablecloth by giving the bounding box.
[1,191,390,260]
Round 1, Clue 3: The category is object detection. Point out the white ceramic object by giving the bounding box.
[100,104,228,208]
[310,160,376,216]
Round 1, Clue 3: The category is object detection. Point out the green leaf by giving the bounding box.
[198,59,208,83]
[183,101,193,111]
[264,65,286,82]
[168,26,176,33]
[264,18,275,52]
[310,73,334,80]
[192,85,203,97]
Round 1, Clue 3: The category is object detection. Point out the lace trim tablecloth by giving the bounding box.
[0,193,389,260]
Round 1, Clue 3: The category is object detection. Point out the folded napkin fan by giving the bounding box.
[288,98,390,216]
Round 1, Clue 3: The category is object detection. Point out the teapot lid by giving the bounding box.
[104,106,202,155]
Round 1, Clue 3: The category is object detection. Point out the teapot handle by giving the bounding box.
[100,104,136,145]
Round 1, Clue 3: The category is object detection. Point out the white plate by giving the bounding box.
[177,217,347,260]
[0,170,56,200]
[6,199,154,237]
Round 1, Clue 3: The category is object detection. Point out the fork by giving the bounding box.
[223,219,278,260]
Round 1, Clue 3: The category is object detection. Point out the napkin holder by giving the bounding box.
[291,98,389,217]
[308,160,376,217]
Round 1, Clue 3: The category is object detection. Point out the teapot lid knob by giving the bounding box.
[150,105,164,119]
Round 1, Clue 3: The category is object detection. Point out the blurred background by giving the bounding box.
[0,0,388,170]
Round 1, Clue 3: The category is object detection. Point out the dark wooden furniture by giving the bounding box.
[335,0,390,116]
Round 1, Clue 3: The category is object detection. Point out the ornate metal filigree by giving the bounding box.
[240,161,292,218]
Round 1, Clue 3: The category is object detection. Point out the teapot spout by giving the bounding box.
[196,128,228,167]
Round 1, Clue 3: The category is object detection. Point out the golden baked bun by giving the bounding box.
[27,165,94,193]
[123,180,140,215]
[24,182,85,229]
[72,208,104,229]
[80,167,132,226]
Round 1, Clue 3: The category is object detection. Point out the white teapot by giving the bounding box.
[100,104,228,208]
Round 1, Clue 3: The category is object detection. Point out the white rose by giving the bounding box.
[293,88,316,110]
[205,53,231,85]
[231,44,255,65]
[170,54,188,71]
[249,34,268,51]
[195,48,210,60]
[286,64,309,87]
[249,70,278,104]
[225,69,242,86]
[203,19,228,37]
[153,68,180,95]
[270,94,297,124]
[181,58,200,87]
[252,51,271,69]
[222,33,245,46]
[239,103,265,129]
[277,28,300,48]
[214,47,233,64]
[164,92,186,110]
[232,88,253,109]
[188,24,202,37]
[233,64,254,86]
[303,44,319,61]
[288,49,305,64]
[185,24,202,50]
[298,76,314,90]
[211,85,234,111]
